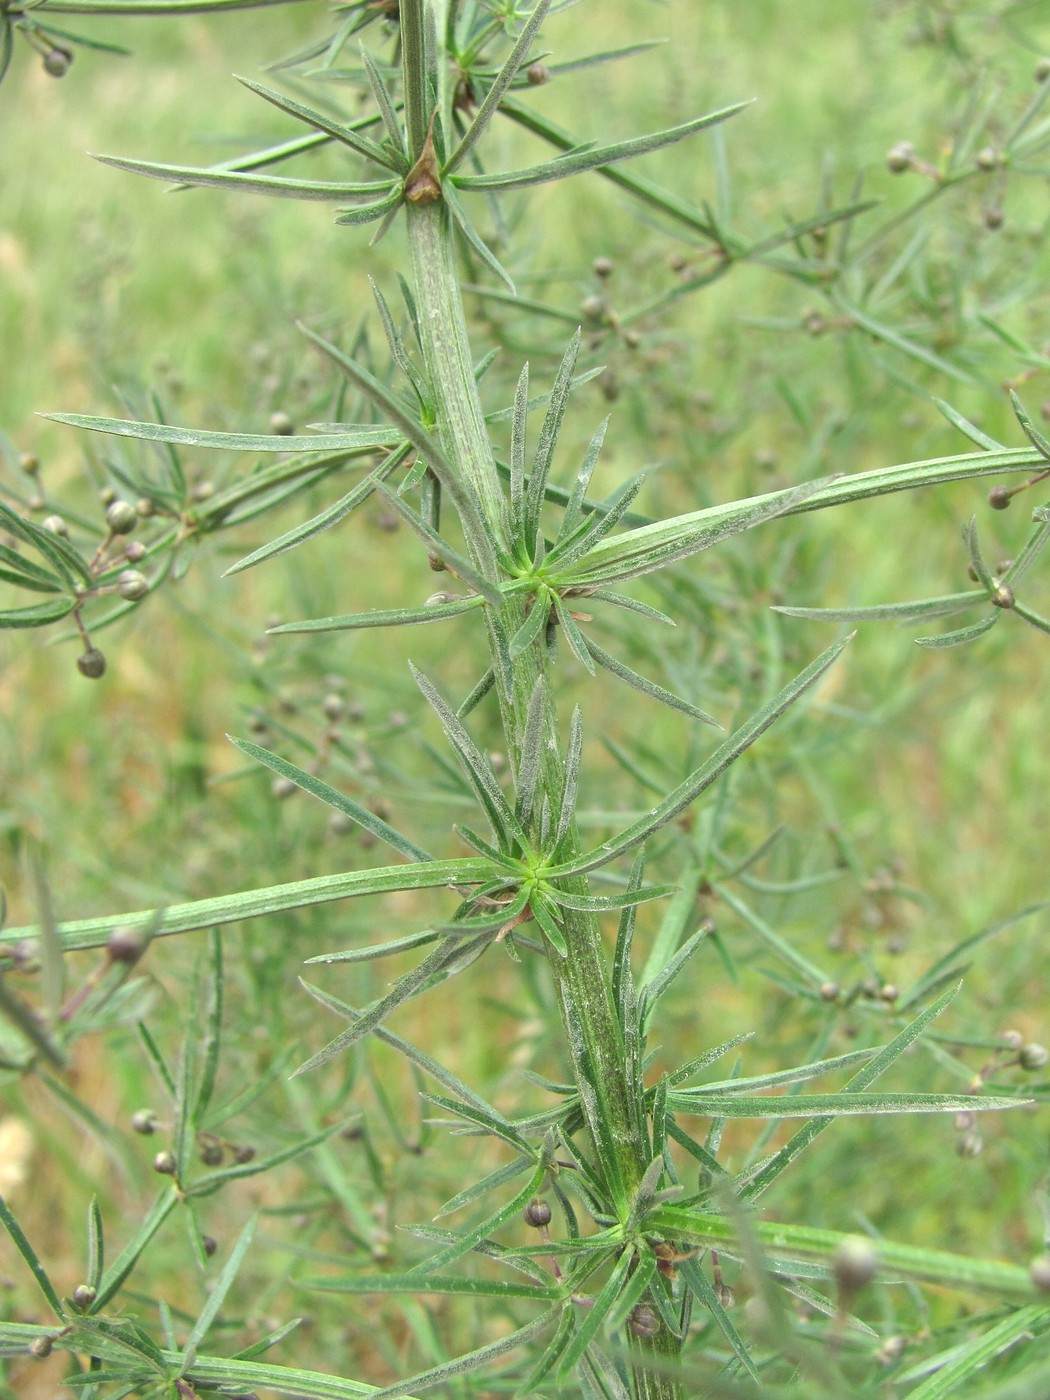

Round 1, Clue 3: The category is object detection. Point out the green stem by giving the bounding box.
[406,199,645,1215]
[400,15,683,1398]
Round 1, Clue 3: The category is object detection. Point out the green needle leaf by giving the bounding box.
[296,322,496,574]
[42,413,398,455]
[5,858,496,952]
[94,151,395,200]
[0,598,77,630]
[775,590,985,623]
[0,1197,65,1316]
[228,736,433,861]
[452,100,750,193]
[445,0,552,175]
[267,594,485,634]
[411,664,526,850]
[223,446,408,576]
[294,929,496,1074]
[556,633,851,876]
[236,75,401,171]
[915,613,999,648]
[182,1214,257,1362]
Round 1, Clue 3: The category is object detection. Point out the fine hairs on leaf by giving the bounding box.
[6,5,1050,1400]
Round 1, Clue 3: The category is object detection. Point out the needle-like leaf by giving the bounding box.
[555,633,851,876]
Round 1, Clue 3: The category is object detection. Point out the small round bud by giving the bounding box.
[957,1129,984,1158]
[29,1335,53,1358]
[77,648,107,680]
[628,1304,660,1338]
[131,1108,157,1135]
[593,255,614,279]
[526,62,550,85]
[198,1135,224,1167]
[624,329,641,348]
[191,480,215,502]
[117,569,150,602]
[322,692,345,720]
[108,925,147,965]
[269,410,294,435]
[100,486,117,507]
[1030,1255,1050,1291]
[984,206,1004,231]
[885,141,915,174]
[271,777,297,800]
[233,1144,256,1164]
[1035,57,1050,83]
[153,1150,177,1175]
[72,1283,96,1310]
[124,540,147,563]
[819,980,840,1002]
[991,583,1015,609]
[135,497,155,518]
[523,1197,552,1228]
[580,294,605,321]
[1020,1043,1049,1071]
[42,46,72,78]
[988,485,1012,510]
[19,453,39,475]
[834,1236,878,1293]
[388,711,408,729]
[879,984,899,1003]
[976,147,997,171]
[328,812,353,835]
[106,500,138,535]
[43,514,68,537]
[202,1234,218,1257]
[876,1334,906,1365]
[27,493,45,511]
[1000,1029,1024,1051]
[967,563,980,582]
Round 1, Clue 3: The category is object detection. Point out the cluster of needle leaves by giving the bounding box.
[3,3,1050,1399]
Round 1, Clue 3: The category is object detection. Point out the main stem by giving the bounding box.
[399,4,684,1392]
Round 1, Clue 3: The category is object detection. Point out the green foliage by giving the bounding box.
[3,3,1050,1398]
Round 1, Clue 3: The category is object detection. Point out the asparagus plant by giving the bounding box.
[3,3,1050,1397]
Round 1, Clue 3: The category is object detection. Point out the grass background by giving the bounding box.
[2,1,1050,1393]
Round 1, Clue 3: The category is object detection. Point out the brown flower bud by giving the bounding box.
[106,500,138,535]
[523,1197,552,1228]
[117,569,149,601]
[108,925,147,965]
[42,46,72,78]
[77,648,107,680]
[834,1236,878,1292]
